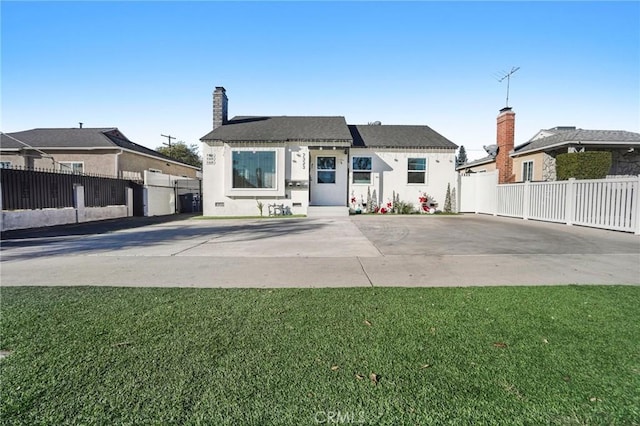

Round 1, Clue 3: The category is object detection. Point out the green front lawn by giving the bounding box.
[1,286,638,425]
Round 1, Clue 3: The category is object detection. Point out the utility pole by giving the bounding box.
[161,134,176,148]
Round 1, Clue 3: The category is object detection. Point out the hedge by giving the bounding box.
[556,151,612,180]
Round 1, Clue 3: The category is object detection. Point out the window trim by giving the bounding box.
[224,146,284,197]
[232,150,278,190]
[317,156,336,184]
[522,160,534,182]
[59,161,84,174]
[352,156,372,184]
[407,157,427,184]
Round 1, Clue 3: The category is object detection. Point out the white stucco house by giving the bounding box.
[200,87,458,217]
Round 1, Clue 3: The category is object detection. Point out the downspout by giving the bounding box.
[115,149,123,178]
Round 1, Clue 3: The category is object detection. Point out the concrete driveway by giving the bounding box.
[1,215,638,287]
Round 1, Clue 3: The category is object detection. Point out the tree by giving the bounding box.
[444,183,452,213]
[156,142,202,168]
[456,145,468,167]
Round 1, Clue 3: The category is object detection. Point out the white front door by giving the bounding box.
[310,150,348,206]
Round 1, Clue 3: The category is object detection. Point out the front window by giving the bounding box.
[352,157,372,184]
[232,151,276,189]
[59,161,83,174]
[522,161,533,181]
[317,156,336,184]
[0,161,11,169]
[408,158,426,184]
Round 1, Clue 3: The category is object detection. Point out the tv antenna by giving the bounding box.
[494,66,520,108]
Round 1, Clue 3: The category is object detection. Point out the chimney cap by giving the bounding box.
[499,106,513,113]
[215,86,226,92]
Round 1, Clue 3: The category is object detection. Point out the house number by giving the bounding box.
[206,153,216,165]
[302,153,306,170]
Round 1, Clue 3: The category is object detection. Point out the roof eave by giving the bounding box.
[203,139,353,145]
[511,139,640,157]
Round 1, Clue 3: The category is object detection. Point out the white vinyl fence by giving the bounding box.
[459,171,640,234]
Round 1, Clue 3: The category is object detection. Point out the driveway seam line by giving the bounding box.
[170,240,212,256]
[357,257,374,287]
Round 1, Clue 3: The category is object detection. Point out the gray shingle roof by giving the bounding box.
[514,129,640,155]
[1,128,117,149]
[200,116,353,142]
[349,125,457,149]
[456,155,495,170]
[1,128,198,168]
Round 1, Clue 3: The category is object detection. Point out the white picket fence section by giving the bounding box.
[459,171,640,234]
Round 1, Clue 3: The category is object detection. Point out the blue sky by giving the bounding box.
[2,1,638,160]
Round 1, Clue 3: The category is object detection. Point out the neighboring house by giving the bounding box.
[0,127,201,180]
[456,107,516,184]
[200,87,458,217]
[511,127,640,181]
[457,156,497,174]
[457,108,640,182]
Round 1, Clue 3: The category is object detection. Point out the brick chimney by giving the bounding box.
[213,86,228,130]
[496,107,515,183]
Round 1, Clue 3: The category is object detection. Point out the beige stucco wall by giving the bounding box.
[118,151,199,179]
[0,150,119,175]
[512,152,546,182]
[1,149,199,178]
[0,153,26,167]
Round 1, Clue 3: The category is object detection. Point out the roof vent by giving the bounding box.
[368,121,382,125]
[551,126,576,131]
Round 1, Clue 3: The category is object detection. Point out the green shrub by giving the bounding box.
[556,151,612,180]
[396,201,415,214]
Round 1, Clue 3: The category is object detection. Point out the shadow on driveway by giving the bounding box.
[1,214,200,240]
[1,215,326,261]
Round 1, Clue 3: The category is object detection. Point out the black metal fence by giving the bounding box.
[1,166,130,211]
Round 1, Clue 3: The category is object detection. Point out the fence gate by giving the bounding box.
[458,171,498,214]
[175,179,202,213]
